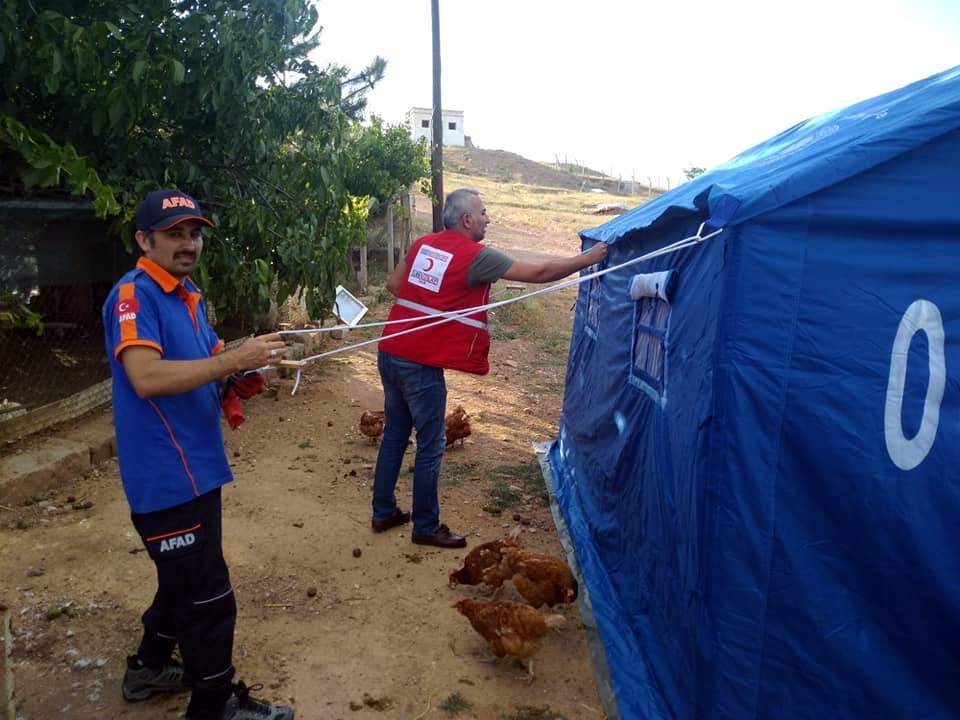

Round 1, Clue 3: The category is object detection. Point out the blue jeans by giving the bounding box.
[372,351,447,535]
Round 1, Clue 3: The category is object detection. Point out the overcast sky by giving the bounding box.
[311,0,960,185]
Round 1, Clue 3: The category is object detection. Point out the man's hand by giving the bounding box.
[500,241,610,284]
[229,333,287,372]
[584,242,608,265]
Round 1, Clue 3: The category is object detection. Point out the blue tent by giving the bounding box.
[550,65,960,719]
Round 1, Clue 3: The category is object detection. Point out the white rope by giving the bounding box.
[281,224,723,394]
[280,225,721,339]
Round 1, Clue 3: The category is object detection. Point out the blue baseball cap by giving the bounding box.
[135,189,215,231]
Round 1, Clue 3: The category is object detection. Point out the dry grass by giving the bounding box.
[488,281,577,358]
[444,171,642,235]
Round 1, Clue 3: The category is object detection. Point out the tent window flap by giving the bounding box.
[628,270,676,402]
[584,263,603,339]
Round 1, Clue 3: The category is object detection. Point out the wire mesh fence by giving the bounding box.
[1,199,136,425]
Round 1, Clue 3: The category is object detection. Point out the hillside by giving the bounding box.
[444,145,651,196]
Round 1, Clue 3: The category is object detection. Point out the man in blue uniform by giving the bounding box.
[103,189,293,720]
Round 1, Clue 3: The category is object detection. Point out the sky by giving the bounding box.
[311,0,960,186]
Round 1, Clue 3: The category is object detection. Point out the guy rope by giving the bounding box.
[267,224,723,395]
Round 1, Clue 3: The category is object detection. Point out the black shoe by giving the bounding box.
[411,523,467,549]
[371,508,410,533]
[121,655,188,702]
[222,681,294,719]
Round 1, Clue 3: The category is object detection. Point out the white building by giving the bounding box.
[407,107,465,147]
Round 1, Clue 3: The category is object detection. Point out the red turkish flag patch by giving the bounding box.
[116,297,140,320]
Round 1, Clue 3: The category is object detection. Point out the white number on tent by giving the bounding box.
[884,299,946,471]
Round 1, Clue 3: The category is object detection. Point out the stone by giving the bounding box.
[0,438,92,506]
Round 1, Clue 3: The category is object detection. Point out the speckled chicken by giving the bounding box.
[454,597,564,681]
[445,405,471,448]
[358,410,385,443]
[448,536,522,588]
[482,547,579,608]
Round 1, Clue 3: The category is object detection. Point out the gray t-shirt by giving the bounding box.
[467,246,514,287]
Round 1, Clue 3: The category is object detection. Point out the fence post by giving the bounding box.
[357,243,368,294]
[386,201,396,274]
[400,190,412,254]
[409,188,416,250]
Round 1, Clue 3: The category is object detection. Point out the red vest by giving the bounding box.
[379,229,491,375]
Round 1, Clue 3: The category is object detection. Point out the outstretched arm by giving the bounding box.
[121,333,286,398]
[500,242,607,284]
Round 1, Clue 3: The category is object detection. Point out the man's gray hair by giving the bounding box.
[442,188,480,229]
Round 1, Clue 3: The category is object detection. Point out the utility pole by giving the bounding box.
[431,0,443,232]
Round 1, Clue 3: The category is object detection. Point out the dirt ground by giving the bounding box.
[0,209,607,719]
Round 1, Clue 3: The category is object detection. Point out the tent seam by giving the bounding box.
[749,219,812,720]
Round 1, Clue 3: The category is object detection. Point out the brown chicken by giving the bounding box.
[445,405,471,448]
[482,547,579,608]
[448,537,521,588]
[358,410,385,443]
[454,597,564,681]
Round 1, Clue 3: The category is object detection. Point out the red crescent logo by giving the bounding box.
[423,258,435,272]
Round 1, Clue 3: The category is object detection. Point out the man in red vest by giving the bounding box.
[373,188,607,548]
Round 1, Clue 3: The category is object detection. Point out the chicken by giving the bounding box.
[483,547,579,609]
[359,410,385,443]
[445,405,471,448]
[448,537,521,588]
[453,597,564,681]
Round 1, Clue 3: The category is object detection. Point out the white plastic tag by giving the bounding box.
[407,244,454,293]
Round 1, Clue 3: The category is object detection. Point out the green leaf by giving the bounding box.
[108,96,125,128]
[22,165,60,188]
[132,58,146,82]
[254,258,271,286]
[44,73,60,94]
[171,59,185,85]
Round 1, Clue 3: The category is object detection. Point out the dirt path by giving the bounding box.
[0,216,604,719]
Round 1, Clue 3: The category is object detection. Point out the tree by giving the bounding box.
[683,165,706,180]
[343,117,430,212]
[0,0,388,320]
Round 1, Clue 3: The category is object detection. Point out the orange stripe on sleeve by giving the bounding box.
[119,283,138,346]
[212,339,225,354]
[115,339,163,360]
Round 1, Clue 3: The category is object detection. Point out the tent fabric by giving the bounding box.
[550,65,960,720]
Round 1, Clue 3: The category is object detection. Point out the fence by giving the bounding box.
[0,200,137,440]
[351,190,416,294]
[0,190,419,443]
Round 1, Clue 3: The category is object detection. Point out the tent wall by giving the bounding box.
[557,127,960,720]
[709,130,960,720]
[553,215,730,719]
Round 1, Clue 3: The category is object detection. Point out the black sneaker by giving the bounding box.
[121,655,188,702]
[223,681,295,720]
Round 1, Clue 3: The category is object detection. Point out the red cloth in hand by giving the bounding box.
[222,387,246,430]
[231,372,264,399]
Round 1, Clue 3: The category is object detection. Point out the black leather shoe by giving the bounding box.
[371,508,410,533]
[411,524,467,549]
